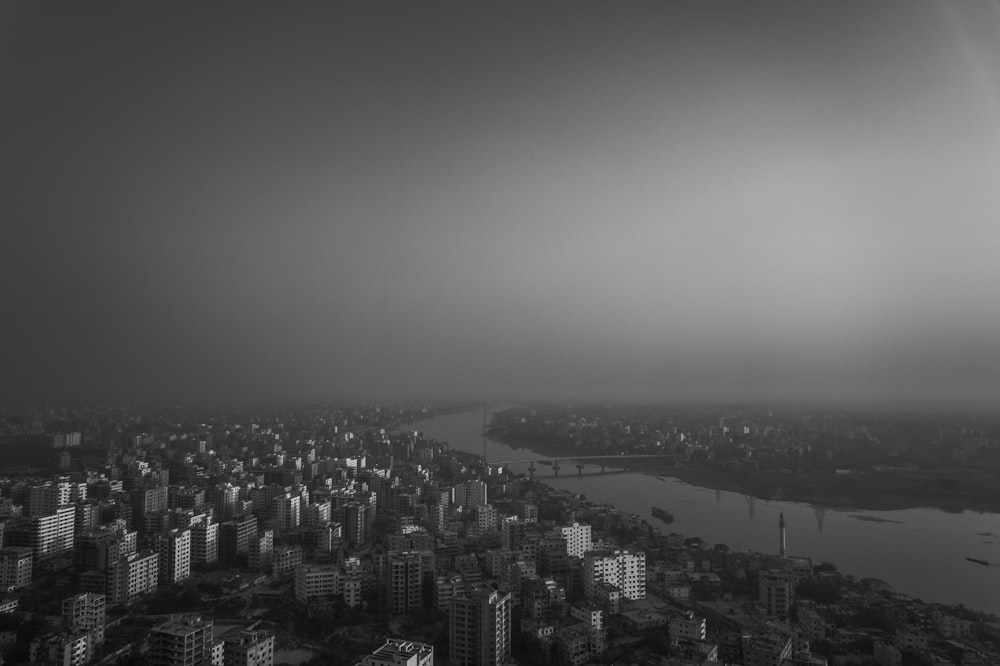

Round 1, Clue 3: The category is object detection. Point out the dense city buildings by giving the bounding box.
[0,401,994,666]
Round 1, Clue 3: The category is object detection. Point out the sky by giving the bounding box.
[2,1,999,405]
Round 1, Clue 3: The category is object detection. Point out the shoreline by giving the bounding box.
[486,433,1000,515]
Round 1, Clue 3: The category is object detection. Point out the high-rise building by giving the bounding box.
[62,592,106,648]
[28,481,71,516]
[107,550,158,604]
[449,584,511,666]
[14,504,77,560]
[156,528,192,585]
[271,545,303,578]
[190,519,218,565]
[75,501,102,535]
[219,514,258,565]
[271,494,301,532]
[304,500,332,529]
[0,547,33,591]
[130,485,168,534]
[582,550,645,602]
[249,530,274,573]
[559,523,593,558]
[387,551,424,615]
[453,481,488,508]
[74,528,134,574]
[759,569,795,618]
[338,502,368,547]
[214,483,241,523]
[149,615,213,666]
[223,629,274,666]
[476,505,498,534]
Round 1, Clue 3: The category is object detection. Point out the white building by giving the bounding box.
[108,550,158,604]
[559,522,592,558]
[583,550,645,602]
[156,528,192,585]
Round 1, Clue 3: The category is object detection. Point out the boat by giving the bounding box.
[966,556,990,567]
[651,506,674,524]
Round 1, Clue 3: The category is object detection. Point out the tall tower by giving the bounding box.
[449,584,511,666]
[779,512,786,558]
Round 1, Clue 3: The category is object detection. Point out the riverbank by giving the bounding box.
[487,432,1000,514]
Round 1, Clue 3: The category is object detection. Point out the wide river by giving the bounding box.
[398,407,1000,614]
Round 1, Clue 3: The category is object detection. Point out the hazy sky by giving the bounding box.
[2,1,999,405]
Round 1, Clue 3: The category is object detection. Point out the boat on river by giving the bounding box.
[651,506,674,524]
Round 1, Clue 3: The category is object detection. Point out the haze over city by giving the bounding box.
[3,1,1000,405]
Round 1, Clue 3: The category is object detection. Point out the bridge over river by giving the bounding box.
[490,453,677,477]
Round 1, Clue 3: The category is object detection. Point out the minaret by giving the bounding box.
[779,512,787,558]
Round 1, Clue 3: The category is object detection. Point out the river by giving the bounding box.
[398,406,1000,614]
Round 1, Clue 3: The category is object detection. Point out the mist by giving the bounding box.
[2,1,999,406]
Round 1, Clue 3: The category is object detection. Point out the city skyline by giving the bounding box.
[3,1,1000,405]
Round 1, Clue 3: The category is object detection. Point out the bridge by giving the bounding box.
[490,454,677,477]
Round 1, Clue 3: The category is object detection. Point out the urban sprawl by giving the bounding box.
[0,402,996,666]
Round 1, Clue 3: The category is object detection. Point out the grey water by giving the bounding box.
[401,406,1000,614]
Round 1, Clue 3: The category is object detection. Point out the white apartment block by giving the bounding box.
[559,522,592,558]
[32,505,77,559]
[157,528,192,585]
[108,551,158,604]
[583,550,646,602]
